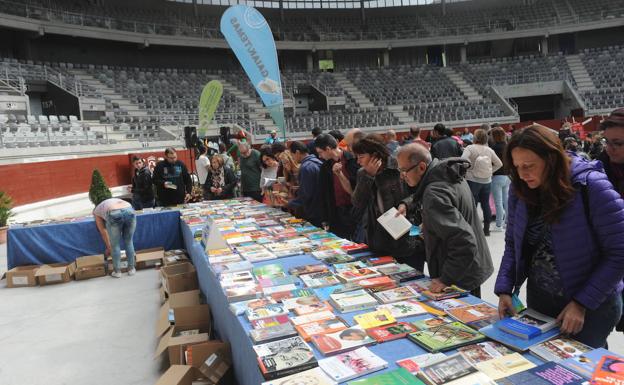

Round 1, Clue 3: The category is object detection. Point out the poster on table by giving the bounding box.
[220,5,286,139]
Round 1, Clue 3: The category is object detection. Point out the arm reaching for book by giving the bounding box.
[94,215,111,256]
[498,294,517,319]
[556,301,586,335]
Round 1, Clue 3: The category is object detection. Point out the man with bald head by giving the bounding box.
[344,128,364,152]
[396,143,493,298]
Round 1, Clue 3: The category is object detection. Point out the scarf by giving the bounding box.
[210,168,225,190]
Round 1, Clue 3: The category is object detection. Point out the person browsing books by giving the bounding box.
[495,124,624,348]
[152,147,192,206]
[205,154,237,200]
[93,198,137,278]
[350,134,425,271]
[395,143,494,298]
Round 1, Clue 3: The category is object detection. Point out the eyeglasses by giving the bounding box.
[604,138,624,149]
[398,163,419,174]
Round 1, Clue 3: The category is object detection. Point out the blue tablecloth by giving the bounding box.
[7,210,183,269]
[181,221,543,385]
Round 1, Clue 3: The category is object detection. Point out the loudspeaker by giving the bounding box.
[219,126,230,145]
[184,126,197,148]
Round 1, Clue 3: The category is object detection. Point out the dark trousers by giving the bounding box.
[528,284,622,348]
[468,180,492,233]
[329,205,356,241]
[243,190,263,203]
[470,287,481,299]
[131,195,154,210]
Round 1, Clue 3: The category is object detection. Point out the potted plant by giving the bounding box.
[89,169,112,206]
[0,191,13,244]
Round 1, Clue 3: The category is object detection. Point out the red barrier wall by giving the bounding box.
[0,148,193,206]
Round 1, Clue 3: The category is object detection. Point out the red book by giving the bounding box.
[367,322,417,343]
[364,256,397,266]
[591,355,624,385]
[341,243,369,254]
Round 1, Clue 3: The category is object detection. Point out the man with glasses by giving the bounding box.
[395,143,493,298]
[599,108,624,197]
[152,147,193,207]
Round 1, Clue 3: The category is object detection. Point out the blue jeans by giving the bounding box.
[491,175,511,227]
[105,207,137,272]
[131,195,154,210]
[468,180,492,231]
[528,284,623,348]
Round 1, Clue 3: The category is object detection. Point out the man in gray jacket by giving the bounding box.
[396,143,493,297]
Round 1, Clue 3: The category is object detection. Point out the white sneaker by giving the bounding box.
[111,271,122,278]
[128,267,136,276]
[491,226,504,233]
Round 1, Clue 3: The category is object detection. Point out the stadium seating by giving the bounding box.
[579,45,624,110]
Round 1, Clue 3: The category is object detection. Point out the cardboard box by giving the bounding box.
[156,291,202,337]
[155,304,212,364]
[6,265,41,288]
[35,263,75,286]
[106,255,130,273]
[155,365,206,385]
[161,262,198,294]
[194,342,232,385]
[74,254,106,280]
[163,253,190,267]
[136,247,164,270]
[160,286,168,305]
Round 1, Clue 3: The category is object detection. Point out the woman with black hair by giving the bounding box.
[351,134,425,271]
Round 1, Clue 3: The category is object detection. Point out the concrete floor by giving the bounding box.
[0,230,623,385]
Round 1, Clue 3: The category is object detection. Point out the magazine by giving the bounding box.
[311,326,376,356]
[317,347,388,382]
[408,322,486,352]
[254,336,318,379]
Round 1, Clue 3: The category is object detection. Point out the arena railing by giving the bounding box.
[2,0,622,43]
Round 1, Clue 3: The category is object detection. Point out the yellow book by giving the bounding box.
[475,353,536,380]
[353,309,396,329]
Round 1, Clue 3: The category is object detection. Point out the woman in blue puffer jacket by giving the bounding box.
[495,124,624,348]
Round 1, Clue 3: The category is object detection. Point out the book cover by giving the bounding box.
[377,207,412,240]
[258,276,297,289]
[529,337,592,363]
[208,253,242,265]
[336,268,381,283]
[300,272,342,288]
[372,286,422,304]
[318,347,388,382]
[246,303,289,322]
[497,309,558,340]
[356,276,398,292]
[408,322,486,352]
[219,270,256,288]
[497,361,587,385]
[263,284,299,296]
[410,316,453,331]
[425,298,468,312]
[295,318,349,342]
[282,296,323,310]
[457,342,513,365]
[311,326,376,356]
[334,261,368,272]
[396,353,447,375]
[560,348,615,379]
[418,354,481,385]
[367,322,417,343]
[213,260,255,275]
[349,368,426,385]
[293,300,335,316]
[242,250,278,262]
[314,284,347,301]
[261,367,337,385]
[405,278,433,293]
[329,289,379,313]
[362,256,397,266]
[254,336,318,380]
[230,297,277,316]
[323,254,357,265]
[478,323,560,352]
[312,249,348,260]
[390,269,426,283]
[289,264,330,277]
[270,288,315,303]
[590,355,624,385]
[377,300,435,319]
[290,310,337,326]
[253,264,286,279]
[224,284,261,303]
[353,309,396,329]
[250,323,298,344]
[475,353,536,380]
[446,303,499,324]
[251,315,291,330]
[376,263,417,276]
[340,243,369,254]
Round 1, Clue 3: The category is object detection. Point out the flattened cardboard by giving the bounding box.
[155,365,202,385]
[35,263,74,286]
[136,247,164,269]
[74,254,106,280]
[157,303,210,340]
[161,263,198,294]
[155,328,210,365]
[6,265,40,288]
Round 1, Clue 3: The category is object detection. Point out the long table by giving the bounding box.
[181,221,544,385]
[7,210,183,269]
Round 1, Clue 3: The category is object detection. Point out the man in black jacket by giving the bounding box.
[396,143,493,297]
[130,155,154,210]
[314,133,360,240]
[152,147,193,207]
[430,123,463,160]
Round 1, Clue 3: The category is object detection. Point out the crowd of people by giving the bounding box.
[94,107,624,348]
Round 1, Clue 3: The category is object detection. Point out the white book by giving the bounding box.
[377,207,412,240]
[318,347,388,382]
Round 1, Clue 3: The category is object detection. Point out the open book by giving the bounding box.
[377,207,412,240]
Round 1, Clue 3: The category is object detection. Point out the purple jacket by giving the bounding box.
[495,154,624,310]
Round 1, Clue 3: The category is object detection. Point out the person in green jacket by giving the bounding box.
[238,141,263,202]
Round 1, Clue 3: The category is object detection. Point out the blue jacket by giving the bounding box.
[290,154,324,226]
[495,154,624,310]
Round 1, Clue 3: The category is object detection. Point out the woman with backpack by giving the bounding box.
[495,124,624,348]
[462,128,503,235]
